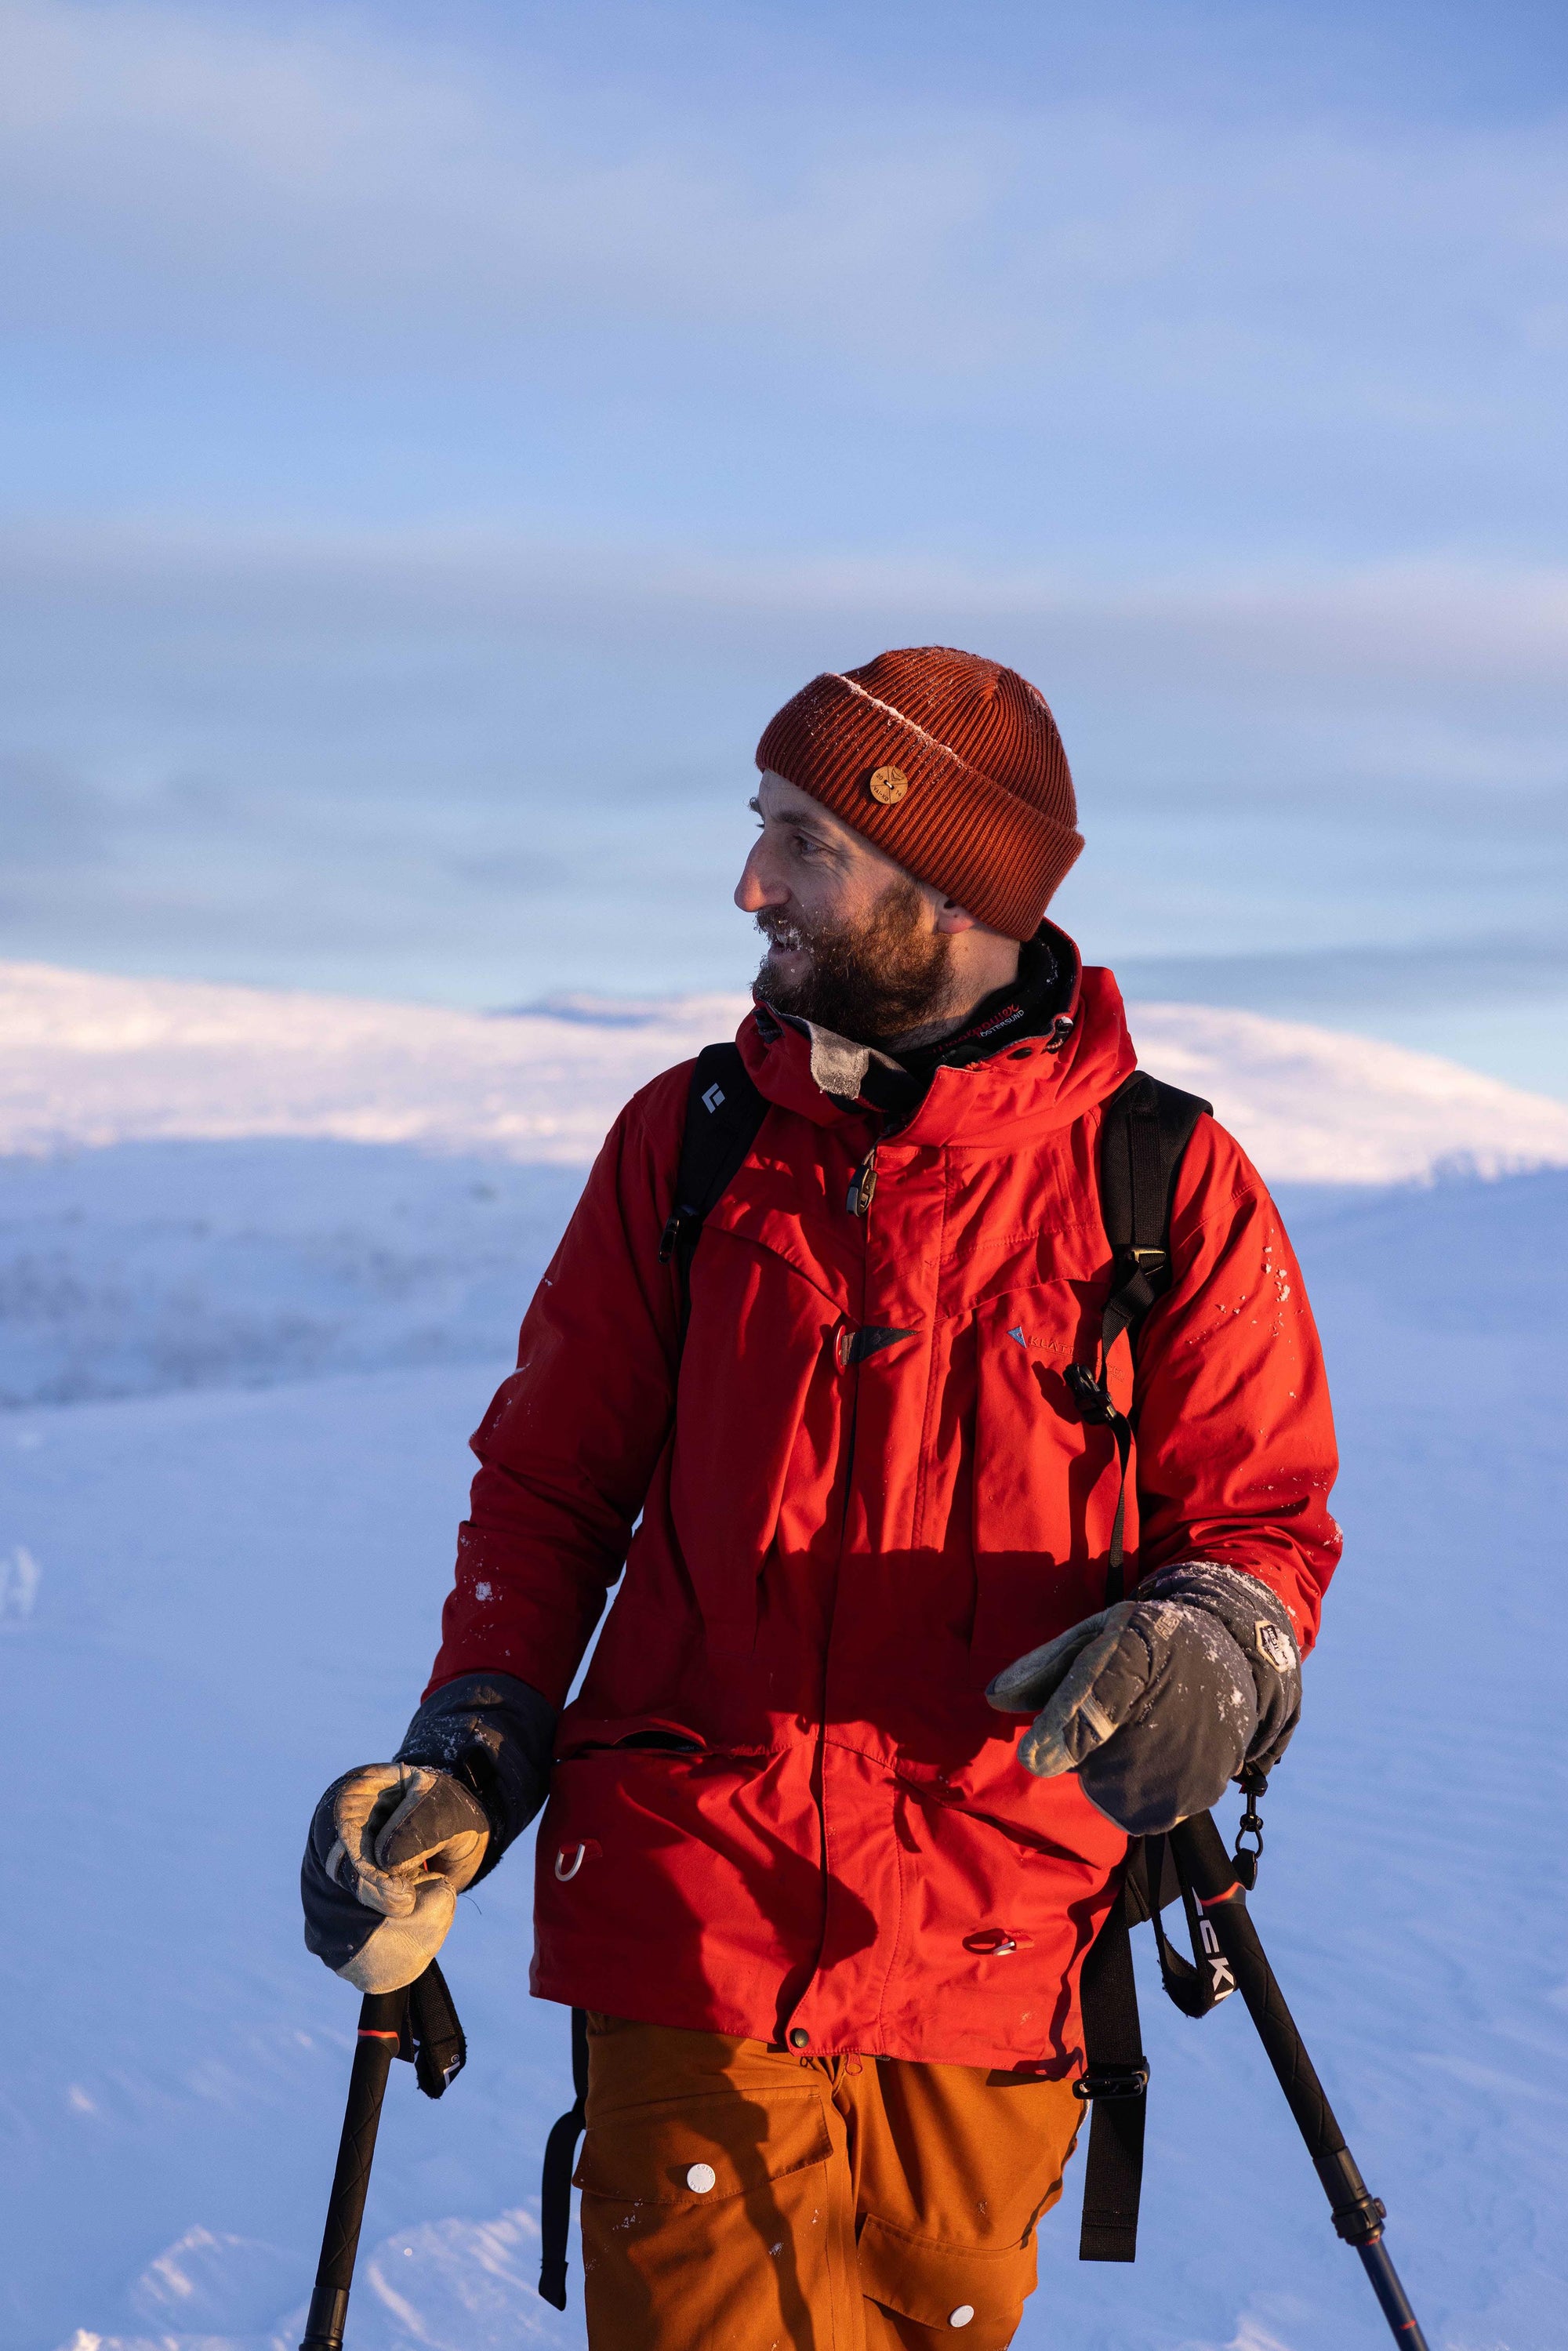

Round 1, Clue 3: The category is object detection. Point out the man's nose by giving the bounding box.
[735,838,787,915]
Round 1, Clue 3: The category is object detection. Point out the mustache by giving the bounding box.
[755,909,807,951]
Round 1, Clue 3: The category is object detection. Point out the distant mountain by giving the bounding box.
[3,960,1567,1185]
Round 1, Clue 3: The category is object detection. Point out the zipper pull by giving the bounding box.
[845,1148,878,1216]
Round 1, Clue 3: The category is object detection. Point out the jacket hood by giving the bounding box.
[737,934,1137,1149]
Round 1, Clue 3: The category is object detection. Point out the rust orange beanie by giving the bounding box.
[755,645,1082,943]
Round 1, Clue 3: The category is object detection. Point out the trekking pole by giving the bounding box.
[299,1961,466,2351]
[1167,1813,1428,2349]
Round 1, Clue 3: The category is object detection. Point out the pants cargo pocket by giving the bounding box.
[855,2213,1038,2350]
[575,2084,848,2351]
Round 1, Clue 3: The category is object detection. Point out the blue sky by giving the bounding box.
[2,0,1566,1087]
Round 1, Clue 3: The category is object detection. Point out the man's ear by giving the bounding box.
[933,897,982,937]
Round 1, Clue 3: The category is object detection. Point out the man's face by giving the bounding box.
[734,770,955,1043]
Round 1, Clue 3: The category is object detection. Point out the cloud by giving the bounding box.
[2,517,1565,806]
[1,0,1566,429]
[0,510,1562,1002]
[1118,932,1568,1015]
[0,0,1025,362]
[0,2,1562,1022]
[0,750,113,871]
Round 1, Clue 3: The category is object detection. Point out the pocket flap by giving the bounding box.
[575,2086,832,2207]
[855,2212,1037,2346]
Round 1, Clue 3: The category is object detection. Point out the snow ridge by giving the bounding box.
[3,960,1566,1185]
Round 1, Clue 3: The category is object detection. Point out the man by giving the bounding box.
[303,647,1338,2348]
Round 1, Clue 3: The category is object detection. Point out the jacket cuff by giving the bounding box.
[394,1671,555,1880]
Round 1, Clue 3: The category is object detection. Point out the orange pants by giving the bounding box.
[574,2014,1083,2349]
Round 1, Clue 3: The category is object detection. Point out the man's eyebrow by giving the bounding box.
[753,796,833,839]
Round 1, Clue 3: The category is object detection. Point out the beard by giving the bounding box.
[753,878,958,1047]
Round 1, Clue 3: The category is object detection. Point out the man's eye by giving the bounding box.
[793,833,817,856]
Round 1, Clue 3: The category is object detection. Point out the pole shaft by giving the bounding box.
[1167,1815,1431,2351]
[298,1986,405,2351]
[1168,1817,1348,2154]
[1358,2240,1431,2347]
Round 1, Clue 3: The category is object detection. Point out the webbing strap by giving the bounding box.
[537,2007,589,2311]
[1076,1886,1149,2262]
[401,1959,466,2099]
[1145,1834,1240,2021]
[1069,1072,1212,1605]
[1073,1073,1213,2258]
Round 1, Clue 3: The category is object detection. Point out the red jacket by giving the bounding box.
[426,962,1340,2071]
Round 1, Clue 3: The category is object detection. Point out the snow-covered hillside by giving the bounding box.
[2,965,1564,2351]
[5,961,1567,1412]
[5,960,1567,1182]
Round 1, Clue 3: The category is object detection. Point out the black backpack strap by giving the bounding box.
[1097,1071,1213,1354]
[1073,1075,1214,2264]
[1075,1874,1150,2262]
[1065,1072,1213,1605]
[656,1043,770,1292]
[537,2006,589,2311]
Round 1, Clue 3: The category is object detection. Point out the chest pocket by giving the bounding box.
[670,1224,844,1649]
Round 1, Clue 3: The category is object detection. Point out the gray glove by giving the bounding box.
[302,1671,555,1993]
[985,1563,1301,1836]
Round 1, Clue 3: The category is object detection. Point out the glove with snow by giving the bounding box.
[302,1671,555,1994]
[985,1563,1301,1837]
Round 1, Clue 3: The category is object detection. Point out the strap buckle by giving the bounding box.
[1065,1362,1115,1423]
[658,1208,697,1264]
[1074,2059,1149,2102]
[1233,1765,1268,1889]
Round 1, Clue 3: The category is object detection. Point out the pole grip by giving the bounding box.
[298,1985,405,2350]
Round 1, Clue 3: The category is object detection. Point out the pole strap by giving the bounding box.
[537,2008,590,2311]
[402,1958,466,2099]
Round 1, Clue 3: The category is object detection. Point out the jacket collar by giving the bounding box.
[736,926,1136,1148]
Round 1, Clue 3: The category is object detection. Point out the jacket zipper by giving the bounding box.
[800,1134,880,2034]
[846,1145,878,1217]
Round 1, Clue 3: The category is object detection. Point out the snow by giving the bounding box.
[1124,1002,1568,1185]
[2,965,1564,2350]
[5,959,1567,1183]
[0,963,742,1166]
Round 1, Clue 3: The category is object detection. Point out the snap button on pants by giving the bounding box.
[574,2013,1083,2349]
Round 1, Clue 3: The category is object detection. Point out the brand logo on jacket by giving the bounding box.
[702,1084,726,1113]
[1007,1326,1065,1355]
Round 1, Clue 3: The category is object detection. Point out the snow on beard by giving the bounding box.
[753,874,956,1046]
